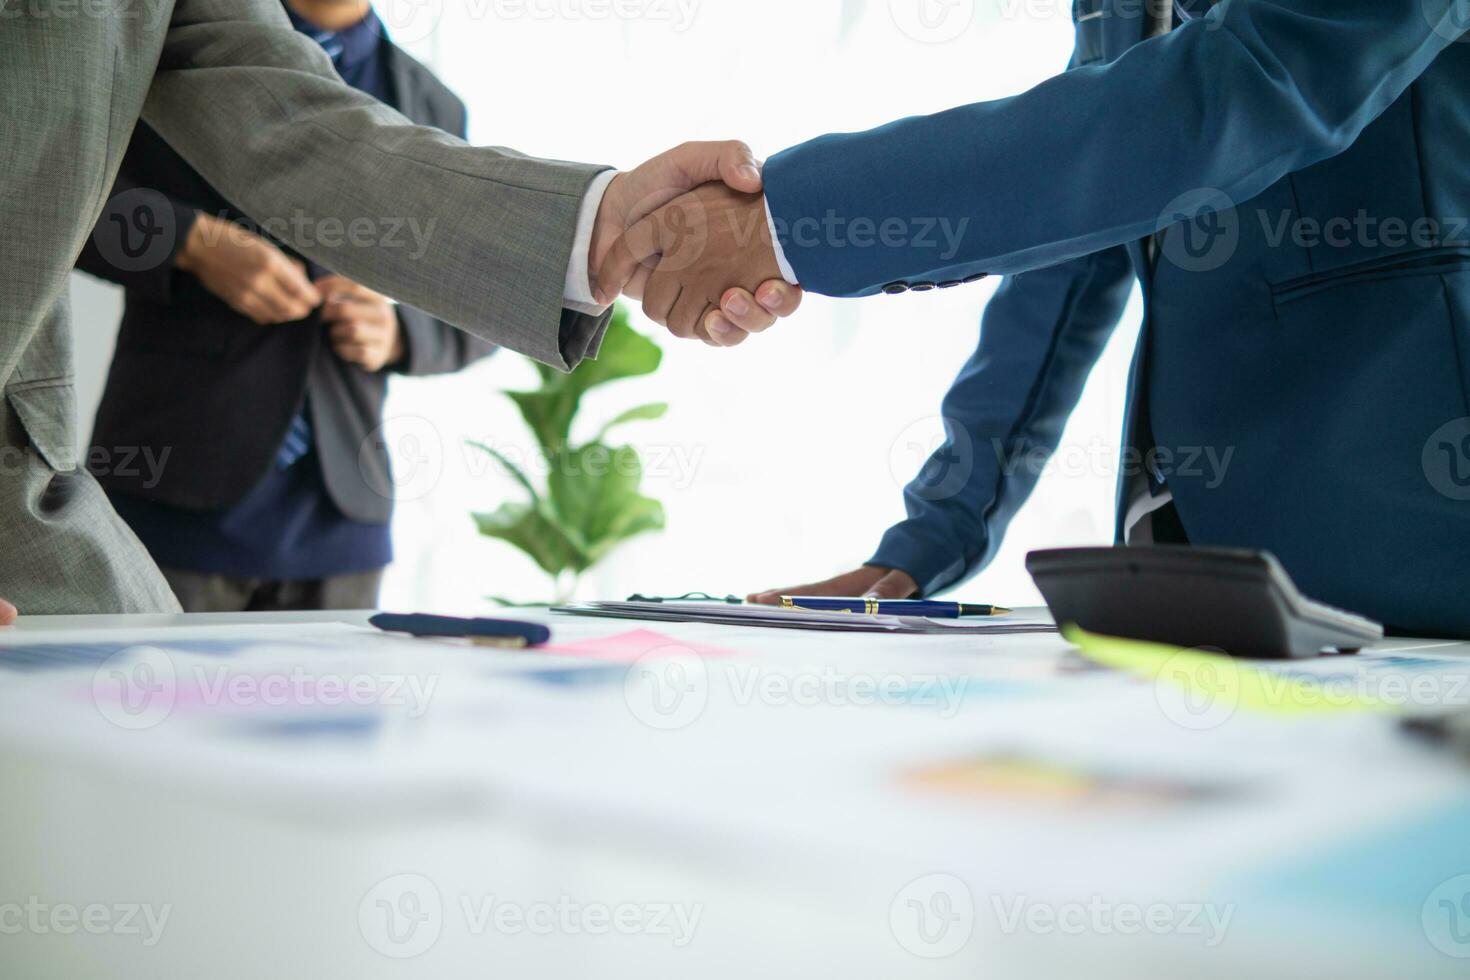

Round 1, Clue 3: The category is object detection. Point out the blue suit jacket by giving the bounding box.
[764,0,1470,636]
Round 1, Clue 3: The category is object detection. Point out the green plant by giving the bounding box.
[472,307,668,604]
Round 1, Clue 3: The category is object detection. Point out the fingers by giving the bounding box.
[669,287,714,341]
[0,597,15,626]
[621,263,652,302]
[866,569,920,600]
[594,214,660,305]
[704,309,755,347]
[235,294,278,326]
[240,290,303,326]
[329,323,379,368]
[748,566,892,606]
[329,321,370,344]
[274,257,322,312]
[718,288,775,334]
[640,272,684,335]
[314,275,361,306]
[704,280,803,344]
[321,294,381,325]
[756,280,804,319]
[243,261,320,325]
[316,275,384,305]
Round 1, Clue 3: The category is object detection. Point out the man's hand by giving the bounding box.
[176,213,322,325]
[598,182,784,342]
[317,275,404,372]
[588,141,801,345]
[0,597,16,626]
[748,566,920,606]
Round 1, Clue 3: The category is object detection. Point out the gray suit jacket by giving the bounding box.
[0,0,613,614]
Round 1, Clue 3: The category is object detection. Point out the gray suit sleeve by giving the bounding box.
[142,0,613,371]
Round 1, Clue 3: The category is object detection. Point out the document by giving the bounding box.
[553,600,1056,635]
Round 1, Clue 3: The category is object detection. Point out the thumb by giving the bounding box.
[864,571,919,600]
[715,142,763,194]
[664,140,762,194]
[0,598,16,626]
[593,212,663,306]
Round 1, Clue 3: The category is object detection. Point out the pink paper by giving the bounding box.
[538,628,734,662]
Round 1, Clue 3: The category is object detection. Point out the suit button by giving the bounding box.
[962,273,987,284]
[911,281,936,292]
[882,282,909,294]
[937,280,962,289]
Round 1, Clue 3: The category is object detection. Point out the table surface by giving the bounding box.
[2,610,1468,980]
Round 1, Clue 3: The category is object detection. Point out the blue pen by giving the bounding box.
[778,597,1012,618]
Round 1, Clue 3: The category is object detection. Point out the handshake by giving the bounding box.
[586,140,800,346]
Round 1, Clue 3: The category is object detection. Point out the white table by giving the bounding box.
[2,611,1468,979]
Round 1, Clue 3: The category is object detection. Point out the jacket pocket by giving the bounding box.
[1270,247,1470,308]
[5,380,79,473]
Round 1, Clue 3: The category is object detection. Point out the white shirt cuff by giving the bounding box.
[764,195,799,286]
[564,169,620,316]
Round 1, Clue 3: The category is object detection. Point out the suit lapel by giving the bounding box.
[383,44,425,125]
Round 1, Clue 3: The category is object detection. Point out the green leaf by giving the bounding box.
[546,444,665,563]
[466,440,540,503]
[593,402,668,443]
[504,309,663,457]
[570,308,663,393]
[530,360,561,386]
[586,495,665,565]
[545,445,616,536]
[506,389,578,458]
[480,307,668,589]
[473,502,590,576]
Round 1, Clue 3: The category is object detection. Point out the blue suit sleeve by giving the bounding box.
[765,0,1467,295]
[870,245,1135,596]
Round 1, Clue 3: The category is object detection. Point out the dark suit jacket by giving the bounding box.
[774,0,1470,635]
[77,42,493,525]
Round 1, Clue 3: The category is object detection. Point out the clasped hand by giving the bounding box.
[588,141,795,347]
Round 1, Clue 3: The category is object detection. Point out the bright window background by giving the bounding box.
[71,0,1142,611]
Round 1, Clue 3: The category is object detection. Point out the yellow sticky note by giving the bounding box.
[1062,626,1392,717]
